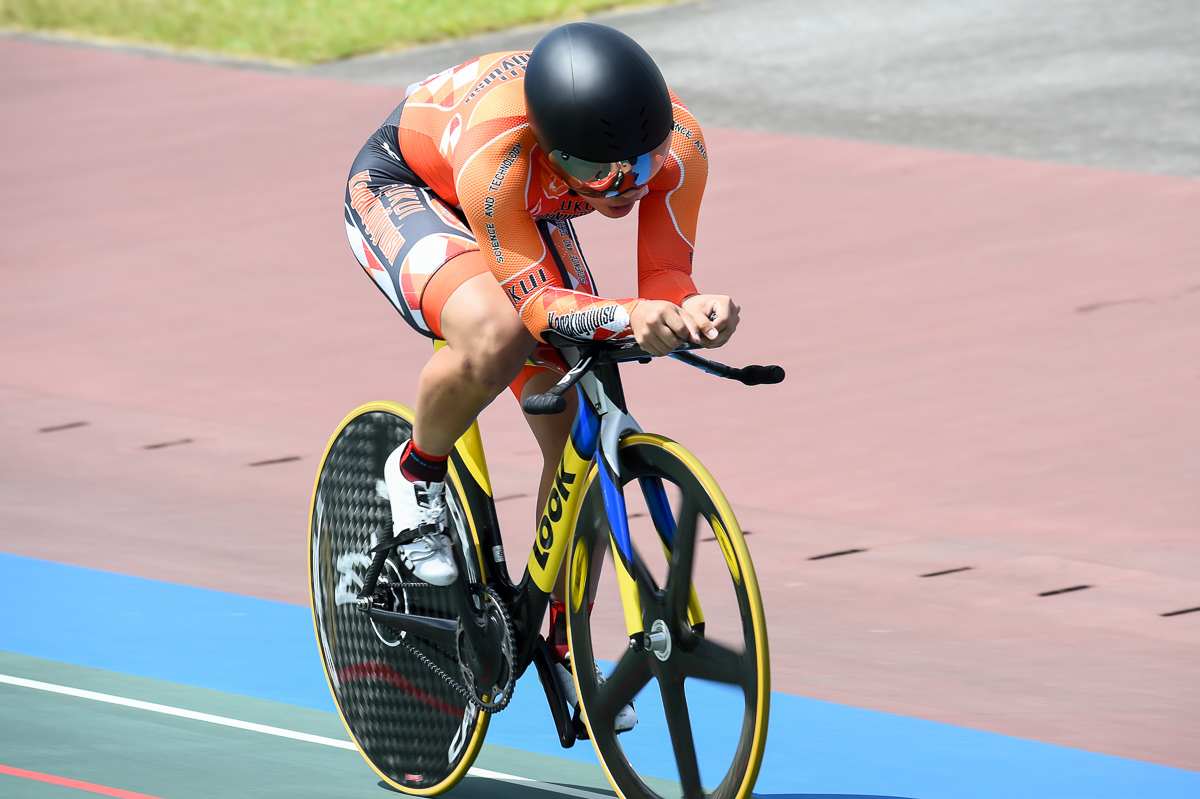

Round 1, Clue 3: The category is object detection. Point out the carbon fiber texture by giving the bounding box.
[311,410,481,791]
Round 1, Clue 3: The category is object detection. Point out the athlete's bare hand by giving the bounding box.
[682,294,740,348]
[631,300,701,356]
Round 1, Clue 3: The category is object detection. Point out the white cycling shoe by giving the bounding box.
[554,655,637,734]
[382,443,458,587]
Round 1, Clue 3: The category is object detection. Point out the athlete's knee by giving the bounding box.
[457,316,534,395]
[437,264,535,394]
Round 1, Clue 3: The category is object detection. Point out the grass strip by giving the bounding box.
[0,0,669,64]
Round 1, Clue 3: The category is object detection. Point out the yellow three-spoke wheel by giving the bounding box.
[566,434,770,799]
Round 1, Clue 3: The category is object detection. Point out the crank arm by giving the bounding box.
[531,635,581,748]
[366,607,459,651]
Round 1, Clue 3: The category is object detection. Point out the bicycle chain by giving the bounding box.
[373,579,515,714]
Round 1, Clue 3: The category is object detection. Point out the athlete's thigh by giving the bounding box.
[344,171,479,338]
[345,160,555,390]
[437,268,537,364]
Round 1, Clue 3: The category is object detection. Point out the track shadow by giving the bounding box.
[381,782,916,799]
[382,780,918,799]
[756,795,918,799]
[548,784,616,797]
[378,778,619,798]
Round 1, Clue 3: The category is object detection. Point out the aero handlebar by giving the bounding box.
[521,343,784,415]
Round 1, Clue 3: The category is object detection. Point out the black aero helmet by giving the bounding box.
[525,23,674,197]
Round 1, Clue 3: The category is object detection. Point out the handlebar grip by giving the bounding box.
[738,365,786,386]
[522,393,569,415]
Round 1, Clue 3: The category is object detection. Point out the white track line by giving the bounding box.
[0,673,611,799]
[0,673,358,749]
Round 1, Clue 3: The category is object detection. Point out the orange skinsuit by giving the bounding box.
[397,51,709,343]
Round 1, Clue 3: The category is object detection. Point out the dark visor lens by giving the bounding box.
[548,136,671,198]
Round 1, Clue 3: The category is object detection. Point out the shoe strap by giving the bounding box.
[393,522,441,545]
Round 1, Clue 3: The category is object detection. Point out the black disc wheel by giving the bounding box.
[309,401,488,795]
[565,434,770,799]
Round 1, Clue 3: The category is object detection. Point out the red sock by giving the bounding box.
[549,600,569,663]
[548,600,594,664]
[400,441,448,483]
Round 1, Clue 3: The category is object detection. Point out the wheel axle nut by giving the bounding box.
[644,619,672,661]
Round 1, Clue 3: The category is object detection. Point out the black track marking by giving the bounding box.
[144,438,193,450]
[1038,585,1092,597]
[808,548,866,561]
[921,566,973,577]
[248,455,301,466]
[39,421,88,432]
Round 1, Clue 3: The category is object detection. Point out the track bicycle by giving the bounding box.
[309,332,783,799]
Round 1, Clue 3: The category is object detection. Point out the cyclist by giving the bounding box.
[343,22,739,728]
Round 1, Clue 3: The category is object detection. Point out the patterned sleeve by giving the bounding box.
[637,96,708,304]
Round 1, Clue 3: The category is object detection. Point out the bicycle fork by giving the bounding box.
[575,371,707,657]
[600,463,706,654]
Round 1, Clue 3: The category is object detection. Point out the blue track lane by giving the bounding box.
[2,552,1196,799]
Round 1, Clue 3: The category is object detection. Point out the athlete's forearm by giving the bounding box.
[636,267,698,306]
[519,287,640,343]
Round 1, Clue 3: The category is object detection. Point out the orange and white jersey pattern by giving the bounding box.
[396,51,709,342]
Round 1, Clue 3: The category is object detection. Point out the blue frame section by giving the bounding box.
[638,477,676,546]
[569,386,600,456]
[573,383,635,563]
[600,465,634,563]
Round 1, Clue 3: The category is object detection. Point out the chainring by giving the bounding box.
[364,578,515,714]
[456,583,516,712]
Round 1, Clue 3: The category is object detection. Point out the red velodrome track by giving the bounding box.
[1,38,1198,768]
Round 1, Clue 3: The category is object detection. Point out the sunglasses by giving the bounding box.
[547,136,671,199]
